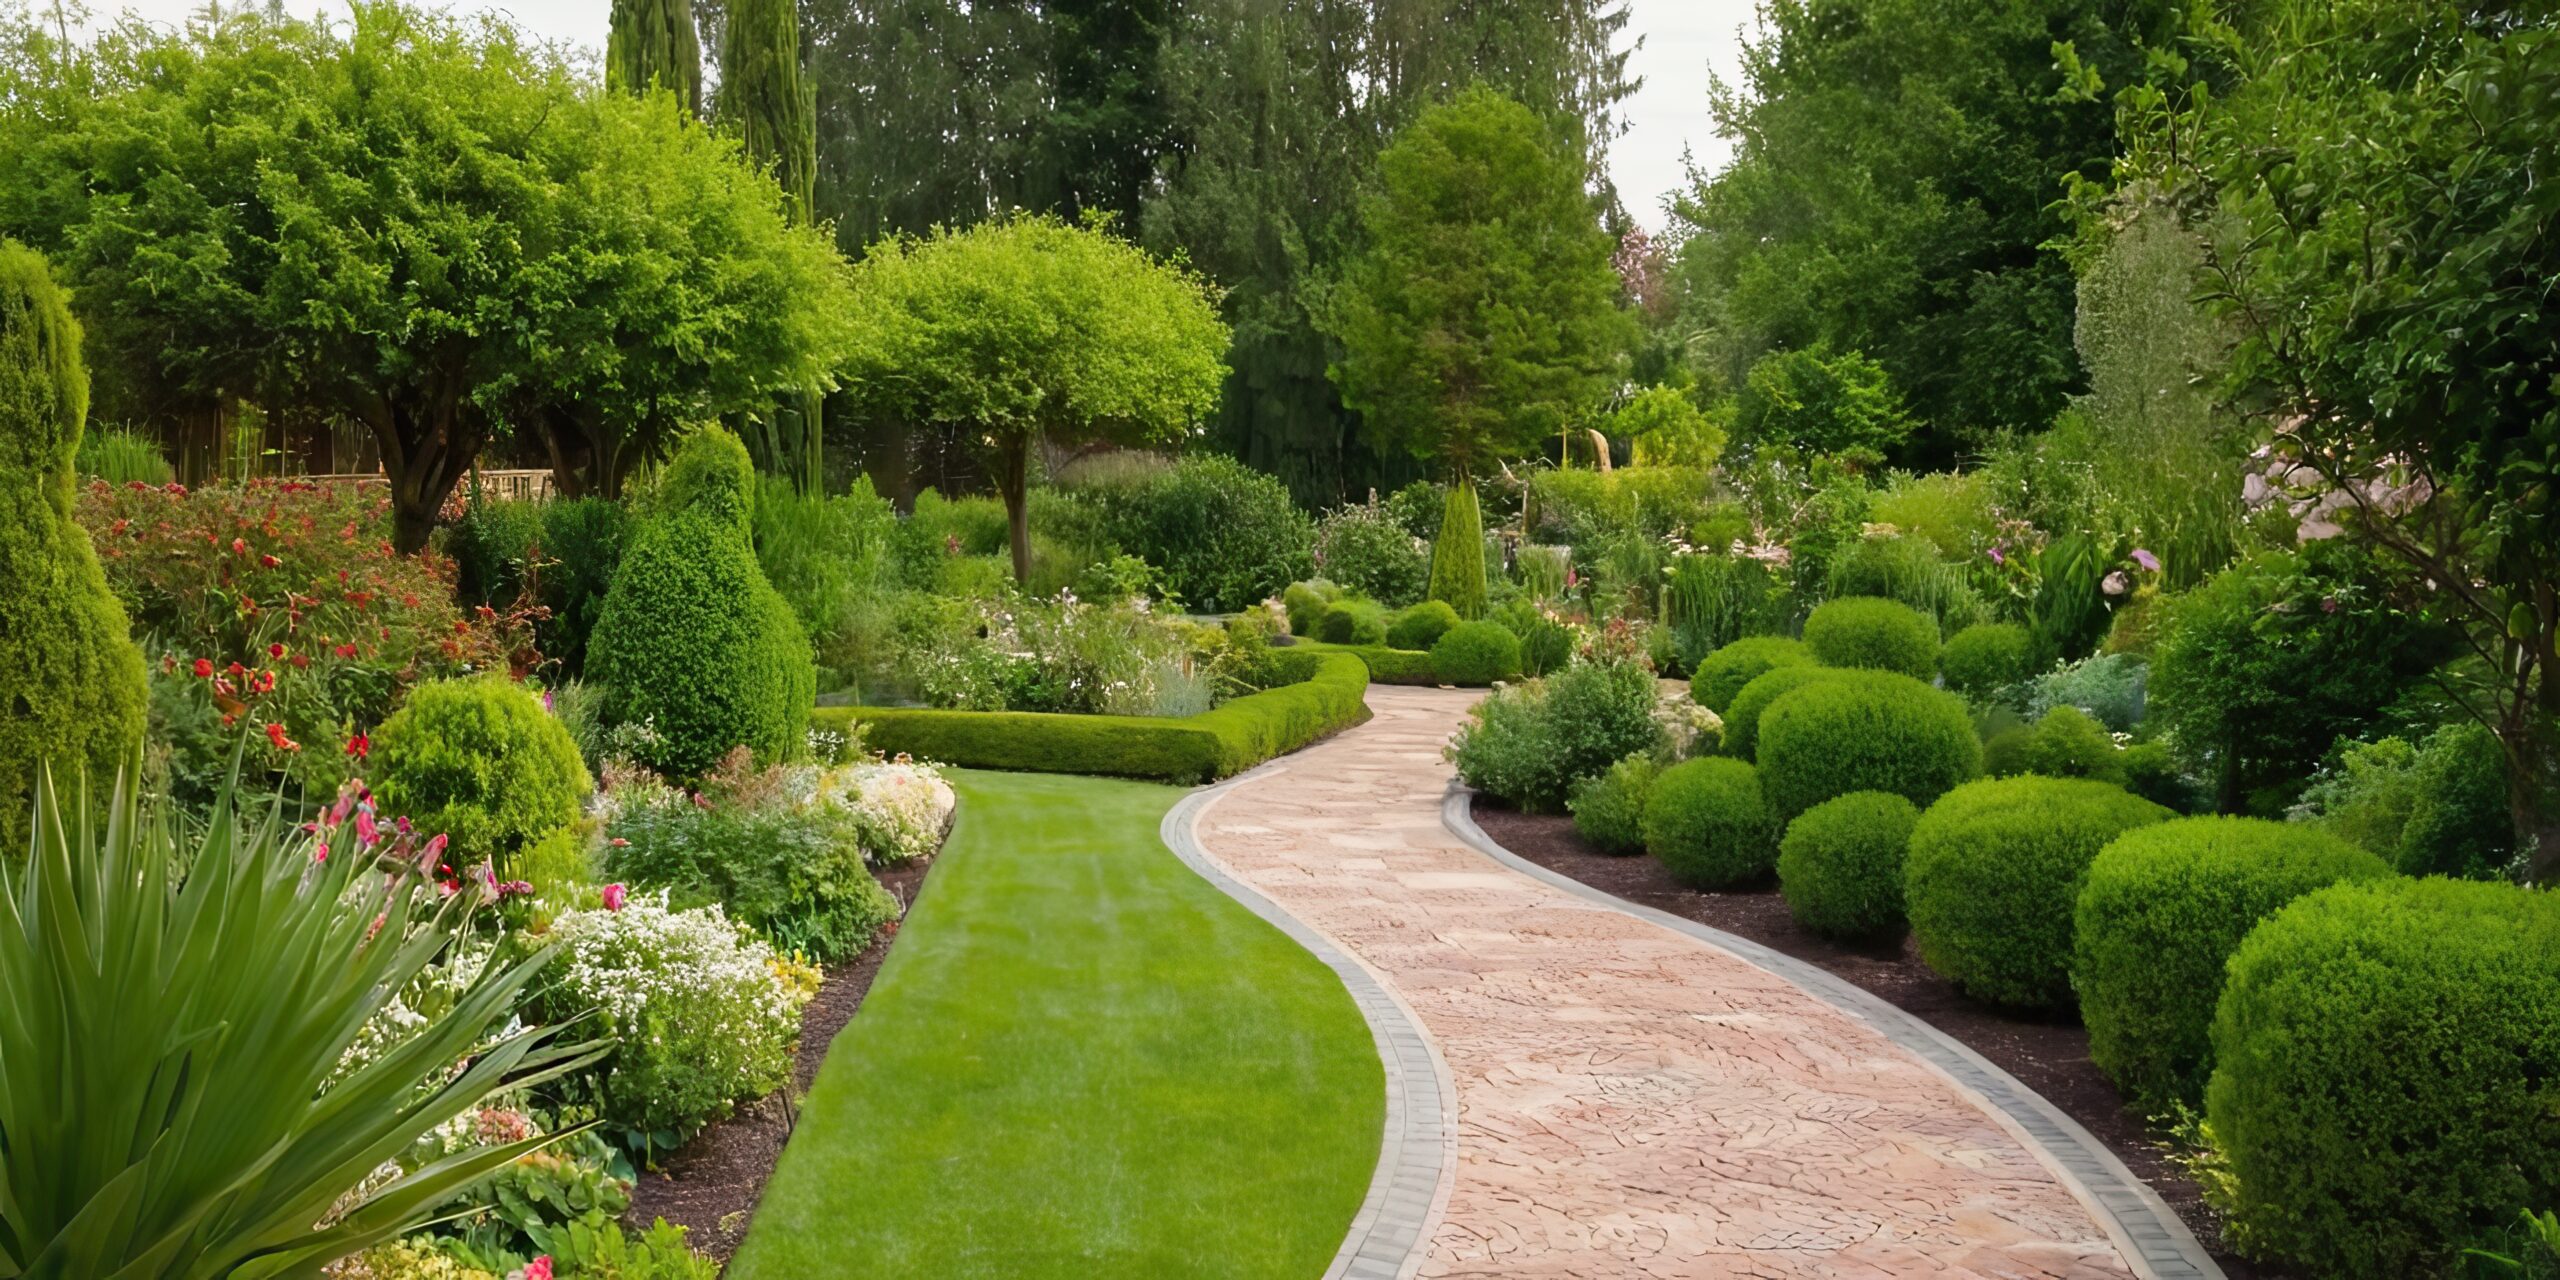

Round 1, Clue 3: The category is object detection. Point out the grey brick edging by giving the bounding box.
[1161,765,1456,1280]
[1440,783,2223,1280]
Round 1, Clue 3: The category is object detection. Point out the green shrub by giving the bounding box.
[1824,536,1990,635]
[1940,623,2030,701]
[1383,479,1444,541]
[1721,665,1858,761]
[1431,620,1522,685]
[372,676,593,870]
[1983,705,2120,781]
[1492,599,1574,676]
[1801,596,1940,679]
[517,824,598,903]
[1086,454,1314,612]
[1778,791,1919,941]
[605,766,901,964]
[0,240,146,833]
[1664,554,1791,665]
[1643,757,1776,888]
[450,494,635,675]
[1449,657,1660,811]
[1688,636,1814,715]
[1317,502,1429,606]
[1316,598,1388,646]
[1903,776,2170,1009]
[1427,478,1487,618]
[73,424,171,486]
[1386,600,1462,651]
[1281,580,1338,636]
[2072,816,2388,1111]
[1295,641,1438,685]
[2024,652,2149,732]
[587,429,815,777]
[2397,720,2512,877]
[753,477,899,681]
[1755,671,1978,821]
[1568,753,1657,855]
[2207,879,2560,1280]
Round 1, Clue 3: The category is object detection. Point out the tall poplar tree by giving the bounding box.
[606,0,702,112]
[719,0,821,488]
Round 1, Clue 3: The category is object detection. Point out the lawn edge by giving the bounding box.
[1162,763,1457,1280]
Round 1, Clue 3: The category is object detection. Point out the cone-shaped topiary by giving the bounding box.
[0,240,146,833]
[1427,477,1486,619]
[588,428,813,777]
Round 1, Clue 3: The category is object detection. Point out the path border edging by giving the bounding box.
[1441,783,2224,1280]
[1162,765,1456,1280]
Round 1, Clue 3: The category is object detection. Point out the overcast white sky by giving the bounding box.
[87,0,1754,228]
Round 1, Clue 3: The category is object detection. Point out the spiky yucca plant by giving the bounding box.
[0,765,603,1279]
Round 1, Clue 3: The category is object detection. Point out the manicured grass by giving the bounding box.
[729,771,1383,1279]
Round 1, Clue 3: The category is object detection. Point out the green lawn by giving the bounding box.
[729,770,1382,1280]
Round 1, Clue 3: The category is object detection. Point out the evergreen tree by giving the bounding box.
[607,0,702,112]
[719,0,822,489]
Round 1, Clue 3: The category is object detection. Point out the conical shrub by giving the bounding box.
[1427,477,1487,619]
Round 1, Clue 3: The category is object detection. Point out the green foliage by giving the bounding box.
[717,0,815,219]
[1569,753,1659,856]
[821,651,1370,784]
[373,676,592,870]
[72,423,170,485]
[450,495,635,675]
[1940,623,2030,702]
[2295,724,2516,878]
[1613,384,1725,468]
[1721,664,1859,762]
[588,429,815,777]
[1823,536,1988,635]
[1868,471,1996,560]
[605,767,900,965]
[1800,596,1939,679]
[1385,600,1461,652]
[1664,554,1792,667]
[1316,502,1429,607]
[1688,636,1812,715]
[0,768,599,1279]
[0,238,144,833]
[1734,348,1913,462]
[1904,775,2170,1010]
[1643,757,1776,888]
[1323,87,1628,472]
[1450,658,1663,812]
[1428,479,1489,619]
[1430,621,1522,686]
[1085,454,1313,612]
[1492,600,1577,678]
[2207,879,2560,1280]
[1983,706,2125,788]
[1290,641,1437,686]
[606,0,701,110]
[752,476,899,683]
[1281,581,1339,636]
[2023,651,2149,733]
[1778,790,1920,941]
[1316,598,1388,646]
[2072,816,2388,1112]
[1756,671,1979,821]
[1383,481,1446,541]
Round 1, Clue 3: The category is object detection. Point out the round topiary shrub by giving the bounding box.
[2072,816,2388,1111]
[0,240,146,835]
[1568,753,1657,855]
[1386,599,1462,651]
[372,675,593,869]
[1316,598,1388,646]
[1431,620,1522,685]
[1721,664,1858,762]
[1903,776,2170,1009]
[1939,622,2030,701]
[1802,596,1940,679]
[1281,580,1338,636]
[588,428,816,777]
[1778,790,1919,941]
[1755,671,1979,821]
[2207,878,2560,1280]
[1642,757,1775,888]
[1688,636,1814,714]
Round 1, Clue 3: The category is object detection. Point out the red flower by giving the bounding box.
[259,553,280,569]
[251,670,275,694]
[192,657,214,679]
[226,662,247,677]
[290,653,310,669]
[601,884,627,912]
[230,538,247,555]
[345,731,370,760]
[268,642,286,659]
[335,642,359,659]
[264,722,300,752]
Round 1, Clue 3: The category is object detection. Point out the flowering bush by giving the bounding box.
[894,591,1208,717]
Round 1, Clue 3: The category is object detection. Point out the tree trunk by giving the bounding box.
[999,433,1031,586]
[375,391,483,555]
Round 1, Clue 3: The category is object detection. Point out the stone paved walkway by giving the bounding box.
[1189,686,2140,1280]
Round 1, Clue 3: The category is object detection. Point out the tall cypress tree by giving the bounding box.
[719,0,821,487]
[607,0,704,113]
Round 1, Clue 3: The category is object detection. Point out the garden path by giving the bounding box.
[1189,685,2142,1280]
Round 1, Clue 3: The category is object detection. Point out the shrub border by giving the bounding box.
[812,651,1372,783]
[1288,640,1442,686]
[1443,784,2222,1280]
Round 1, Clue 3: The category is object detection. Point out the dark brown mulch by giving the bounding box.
[619,857,937,1261]
[1471,802,2289,1280]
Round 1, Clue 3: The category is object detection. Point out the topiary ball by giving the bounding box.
[1940,622,2030,701]
[373,675,593,870]
[1316,598,1388,646]
[1386,599,1462,652]
[1568,753,1657,855]
[1281,580,1338,637]
[1903,776,2170,1009]
[1431,620,1522,685]
[2073,816,2388,1111]
[1720,664,1857,762]
[1778,790,1919,941]
[1642,756,1775,888]
[1802,596,1940,679]
[1755,671,1979,821]
[2207,879,2560,1280]
[1688,636,1814,714]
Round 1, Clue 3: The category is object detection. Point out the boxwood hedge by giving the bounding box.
[1688,636,1814,715]
[1801,596,1940,679]
[1754,671,1978,821]
[1777,790,1919,941]
[1642,757,1775,888]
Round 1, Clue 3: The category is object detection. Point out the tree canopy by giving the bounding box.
[1322,86,1629,477]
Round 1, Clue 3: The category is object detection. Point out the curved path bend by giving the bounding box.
[1186,685,2202,1280]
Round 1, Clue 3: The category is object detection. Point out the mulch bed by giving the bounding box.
[620,856,937,1261]
[1471,801,2289,1280]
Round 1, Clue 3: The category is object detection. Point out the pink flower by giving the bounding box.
[522,1258,553,1280]
[2130,547,2160,573]
[602,883,627,912]
[356,809,380,846]
[1988,545,2007,567]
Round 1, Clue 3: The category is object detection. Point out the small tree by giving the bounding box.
[606,0,701,112]
[1614,384,1725,468]
[836,215,1230,583]
[1734,347,1911,464]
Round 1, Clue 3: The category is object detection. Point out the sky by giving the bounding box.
[84,0,1756,229]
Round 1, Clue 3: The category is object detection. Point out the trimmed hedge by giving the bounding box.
[1431,621,1522,685]
[1688,636,1813,714]
[1802,596,1940,679]
[1386,600,1462,652]
[1568,753,1657,855]
[1292,641,1439,686]
[1721,665,1857,762]
[1755,671,1978,821]
[372,675,592,870]
[1642,757,1775,888]
[1939,622,2029,701]
[2073,816,2388,1110]
[1316,598,1388,646]
[1903,776,2170,1009]
[1778,791,1919,941]
[815,651,1370,783]
[2208,878,2560,1280]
